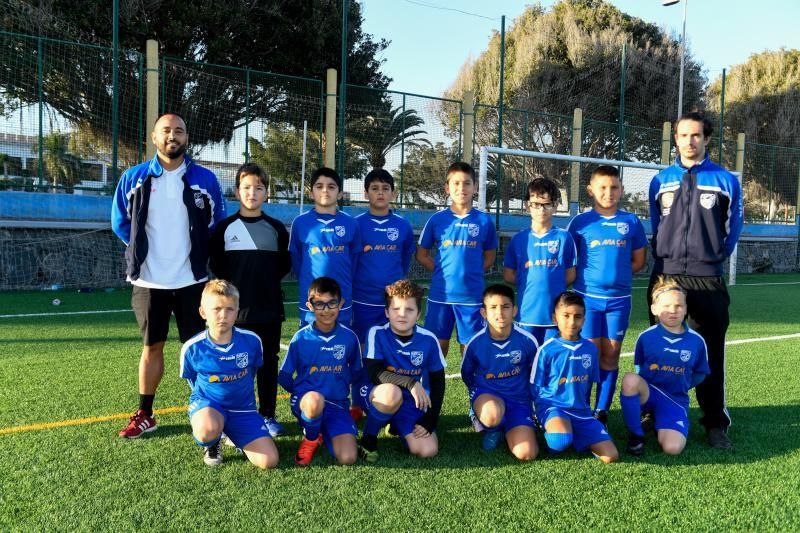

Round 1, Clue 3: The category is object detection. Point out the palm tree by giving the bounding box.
[32,132,83,192]
[348,105,431,169]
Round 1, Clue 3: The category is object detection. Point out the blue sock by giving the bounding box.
[619,393,644,437]
[194,435,220,447]
[544,432,573,453]
[364,402,393,437]
[595,368,619,413]
[300,411,323,441]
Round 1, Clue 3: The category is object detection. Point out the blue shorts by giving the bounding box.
[290,395,358,446]
[424,299,483,345]
[643,383,690,437]
[470,388,535,431]
[299,306,353,329]
[515,324,557,347]
[580,293,632,341]
[361,385,427,438]
[188,396,269,449]
[352,302,388,344]
[537,406,611,452]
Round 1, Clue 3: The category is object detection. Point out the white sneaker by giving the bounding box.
[203,442,223,466]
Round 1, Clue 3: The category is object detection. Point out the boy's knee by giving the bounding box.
[336,449,358,465]
[544,432,572,452]
[512,444,538,462]
[413,444,438,459]
[620,372,640,394]
[300,391,325,415]
[372,384,402,412]
[252,454,279,470]
[660,438,685,455]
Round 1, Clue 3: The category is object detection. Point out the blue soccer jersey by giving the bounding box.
[365,323,447,389]
[180,327,263,410]
[461,325,540,403]
[567,209,647,297]
[503,227,576,326]
[353,211,416,306]
[634,323,710,409]
[418,208,498,304]
[280,323,362,402]
[289,209,361,312]
[530,336,600,414]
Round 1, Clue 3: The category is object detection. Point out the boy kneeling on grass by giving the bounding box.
[620,276,710,456]
[279,276,362,466]
[180,280,279,468]
[358,280,447,462]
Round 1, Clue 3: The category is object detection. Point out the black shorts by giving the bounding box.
[131,283,206,346]
[241,322,283,359]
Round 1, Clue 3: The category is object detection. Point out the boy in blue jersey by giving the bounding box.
[290,167,361,327]
[620,277,709,456]
[530,292,618,463]
[461,284,539,460]
[359,280,447,462]
[567,165,647,424]
[180,280,278,468]
[353,169,416,344]
[278,277,361,466]
[504,178,577,346]
[417,162,498,357]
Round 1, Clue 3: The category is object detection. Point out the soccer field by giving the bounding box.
[1,273,799,530]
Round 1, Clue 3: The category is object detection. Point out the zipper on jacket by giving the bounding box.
[682,171,693,274]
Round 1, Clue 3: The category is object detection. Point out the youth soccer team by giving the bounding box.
[181,160,710,469]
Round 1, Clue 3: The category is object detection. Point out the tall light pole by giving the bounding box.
[663,0,688,118]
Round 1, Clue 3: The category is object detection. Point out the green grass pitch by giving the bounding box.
[1,273,799,530]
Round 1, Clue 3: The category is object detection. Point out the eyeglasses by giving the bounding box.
[529,202,554,211]
[310,299,340,310]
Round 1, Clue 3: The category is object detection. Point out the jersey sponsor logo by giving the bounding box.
[442,238,477,249]
[649,363,686,375]
[387,227,399,241]
[616,222,629,235]
[590,238,627,248]
[335,225,346,237]
[193,191,206,209]
[363,243,398,253]
[680,349,692,362]
[311,245,346,255]
[485,366,522,379]
[558,374,589,385]
[547,240,559,254]
[524,260,533,269]
[208,368,249,383]
[582,354,592,369]
[699,193,717,209]
[309,364,344,374]
[386,364,422,376]
[235,352,249,368]
[468,223,480,237]
[410,350,424,366]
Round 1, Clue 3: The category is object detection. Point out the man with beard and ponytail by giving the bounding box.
[112,112,226,439]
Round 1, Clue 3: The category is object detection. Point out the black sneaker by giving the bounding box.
[626,433,645,456]
[640,411,655,434]
[594,410,608,427]
[707,427,732,450]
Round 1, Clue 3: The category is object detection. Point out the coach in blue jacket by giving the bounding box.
[648,111,743,450]
[112,112,226,439]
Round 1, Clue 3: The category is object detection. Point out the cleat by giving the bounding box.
[384,423,399,437]
[118,409,157,439]
[470,413,485,433]
[626,433,646,456]
[294,435,323,466]
[263,417,286,438]
[482,430,503,451]
[203,442,223,466]
[640,411,655,434]
[349,406,365,423]
[706,427,732,450]
[358,445,380,464]
[594,410,608,427]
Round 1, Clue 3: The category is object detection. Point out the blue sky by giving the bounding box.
[361,0,800,97]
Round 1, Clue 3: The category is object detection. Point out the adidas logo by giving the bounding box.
[230,236,240,242]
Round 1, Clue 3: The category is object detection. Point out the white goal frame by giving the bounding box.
[476,146,741,285]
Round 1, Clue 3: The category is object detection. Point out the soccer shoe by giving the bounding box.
[294,435,323,466]
[203,442,223,466]
[594,410,608,427]
[640,411,655,434]
[707,427,732,450]
[470,413,485,433]
[118,409,157,439]
[626,433,646,456]
[263,417,286,438]
[482,430,503,451]
[349,406,365,423]
[358,445,380,464]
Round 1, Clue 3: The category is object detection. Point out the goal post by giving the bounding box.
[476,145,741,285]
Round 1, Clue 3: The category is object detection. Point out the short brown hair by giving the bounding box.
[203,279,240,305]
[384,279,424,310]
[590,165,620,182]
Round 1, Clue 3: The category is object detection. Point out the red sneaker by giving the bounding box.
[349,406,365,423]
[294,435,323,466]
[118,409,157,438]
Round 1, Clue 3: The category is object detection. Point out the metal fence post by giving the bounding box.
[399,93,406,208]
[570,107,583,215]
[145,40,159,160]
[661,121,672,165]
[37,36,43,187]
[617,42,627,169]
[111,0,119,184]
[462,90,474,164]
[244,68,250,161]
[718,68,726,163]
[325,69,337,169]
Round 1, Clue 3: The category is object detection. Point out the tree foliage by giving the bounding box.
[348,104,431,169]
[398,142,456,208]
[32,132,83,191]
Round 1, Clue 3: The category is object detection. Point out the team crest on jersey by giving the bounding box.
[510,350,522,364]
[616,222,629,235]
[700,193,717,209]
[547,240,559,254]
[468,223,480,237]
[335,225,346,237]
[387,227,399,241]
[410,350,424,366]
[332,344,346,360]
[680,349,692,362]
[581,354,592,369]
[235,352,249,369]
[193,191,205,209]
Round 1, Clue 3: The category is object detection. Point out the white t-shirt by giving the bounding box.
[132,163,203,289]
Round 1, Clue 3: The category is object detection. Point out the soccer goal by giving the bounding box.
[476,146,742,285]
